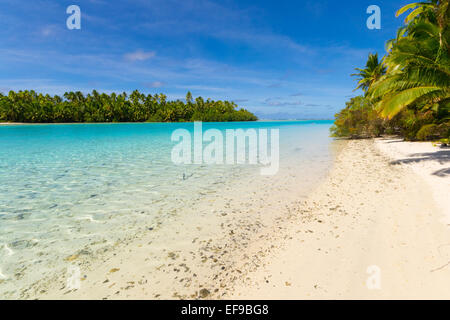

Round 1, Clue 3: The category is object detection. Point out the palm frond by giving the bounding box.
[380,86,443,118]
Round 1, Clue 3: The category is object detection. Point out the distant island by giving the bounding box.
[0,90,257,123]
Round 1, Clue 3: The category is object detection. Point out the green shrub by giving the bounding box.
[330,96,383,138]
[416,124,439,140]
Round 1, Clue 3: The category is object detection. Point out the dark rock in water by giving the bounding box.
[78,249,92,256]
[199,288,210,298]
[9,239,37,249]
[183,173,193,180]
[14,212,31,220]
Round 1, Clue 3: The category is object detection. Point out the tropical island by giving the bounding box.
[1,0,450,302]
[0,90,257,123]
[331,0,449,144]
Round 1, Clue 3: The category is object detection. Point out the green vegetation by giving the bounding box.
[330,96,384,138]
[331,0,449,142]
[0,90,257,123]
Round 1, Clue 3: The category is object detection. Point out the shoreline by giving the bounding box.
[230,138,450,299]
[3,129,337,300]
[3,137,449,299]
[0,120,333,126]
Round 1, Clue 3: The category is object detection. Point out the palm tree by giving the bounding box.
[351,53,387,93]
[395,1,437,23]
[369,1,450,119]
[0,89,258,123]
[397,0,449,54]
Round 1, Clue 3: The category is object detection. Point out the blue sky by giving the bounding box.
[0,0,412,119]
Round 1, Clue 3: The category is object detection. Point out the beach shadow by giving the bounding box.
[433,168,450,177]
[390,150,450,165]
[377,136,404,143]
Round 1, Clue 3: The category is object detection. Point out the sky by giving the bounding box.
[0,0,413,119]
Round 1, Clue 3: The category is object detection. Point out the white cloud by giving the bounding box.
[124,50,156,62]
[40,25,58,37]
[263,98,303,107]
[174,84,228,92]
[144,81,165,88]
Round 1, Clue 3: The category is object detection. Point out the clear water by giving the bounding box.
[0,120,334,297]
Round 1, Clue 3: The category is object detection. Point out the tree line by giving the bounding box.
[331,0,449,143]
[0,90,257,123]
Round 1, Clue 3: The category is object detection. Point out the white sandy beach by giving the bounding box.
[6,138,449,300]
[231,138,450,299]
[375,138,450,224]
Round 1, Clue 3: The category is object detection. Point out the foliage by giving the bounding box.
[330,96,384,138]
[351,53,387,93]
[332,0,450,141]
[0,90,257,123]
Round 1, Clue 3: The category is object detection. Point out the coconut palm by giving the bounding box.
[351,53,387,93]
[397,0,449,55]
[369,1,450,119]
[0,90,257,123]
[396,1,437,23]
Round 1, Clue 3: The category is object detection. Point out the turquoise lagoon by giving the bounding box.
[0,120,334,297]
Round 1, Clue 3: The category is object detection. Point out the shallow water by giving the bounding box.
[0,120,334,297]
